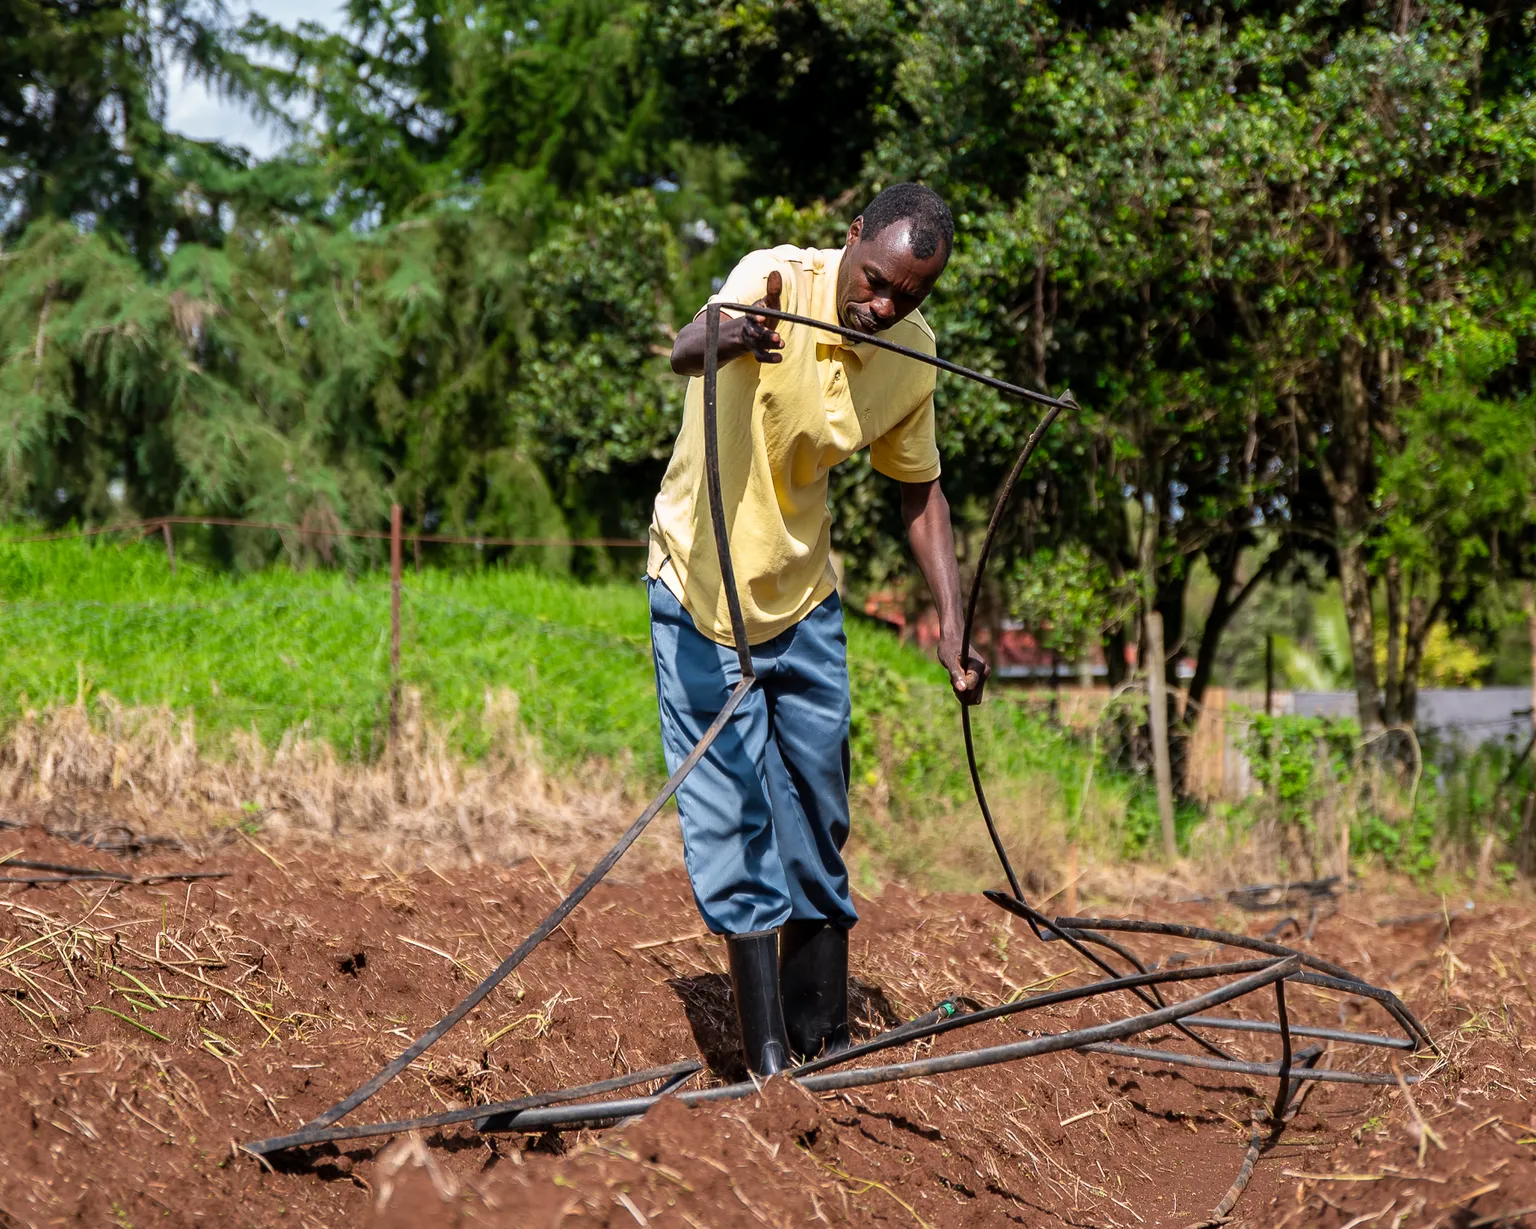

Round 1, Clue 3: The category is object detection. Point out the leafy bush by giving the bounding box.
[1236,710,1536,883]
[1240,713,1360,877]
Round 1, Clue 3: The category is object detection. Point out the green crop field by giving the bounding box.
[0,535,651,763]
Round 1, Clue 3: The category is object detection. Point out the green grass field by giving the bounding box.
[0,534,1165,884]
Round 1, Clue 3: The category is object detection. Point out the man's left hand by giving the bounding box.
[938,634,989,706]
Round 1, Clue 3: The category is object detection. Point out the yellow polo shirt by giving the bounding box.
[648,244,941,646]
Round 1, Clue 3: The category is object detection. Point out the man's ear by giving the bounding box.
[845,216,863,248]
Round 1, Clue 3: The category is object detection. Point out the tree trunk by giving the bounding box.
[1337,334,1381,731]
[1170,538,1240,797]
[1183,538,1242,730]
[1400,589,1442,732]
[1173,539,1289,794]
[1103,623,1128,689]
[1158,566,1191,793]
[1336,536,1382,731]
[1030,259,1051,389]
[1528,582,1536,741]
[1180,539,1290,731]
[1309,332,1382,733]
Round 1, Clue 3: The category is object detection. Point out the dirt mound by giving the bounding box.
[0,818,1531,1228]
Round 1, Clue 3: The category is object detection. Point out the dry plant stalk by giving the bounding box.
[0,689,682,876]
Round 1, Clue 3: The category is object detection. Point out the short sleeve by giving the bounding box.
[870,393,942,483]
[697,249,790,321]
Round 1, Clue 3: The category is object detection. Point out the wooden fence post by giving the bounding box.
[1141,494,1177,862]
[1527,582,1536,742]
[1146,609,1178,861]
[1265,633,1274,717]
[388,503,402,746]
[161,521,176,574]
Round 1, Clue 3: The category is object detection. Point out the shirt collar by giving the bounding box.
[808,248,859,352]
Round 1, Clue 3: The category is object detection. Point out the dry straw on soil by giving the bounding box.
[0,690,682,876]
[0,691,1153,902]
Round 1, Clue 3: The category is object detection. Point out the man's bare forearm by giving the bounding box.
[671,316,740,375]
[902,478,988,703]
[901,479,964,631]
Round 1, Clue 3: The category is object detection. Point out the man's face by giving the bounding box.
[835,217,949,335]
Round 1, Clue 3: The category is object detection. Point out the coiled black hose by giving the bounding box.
[245,300,1432,1162]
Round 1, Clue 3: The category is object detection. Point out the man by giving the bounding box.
[649,183,987,1076]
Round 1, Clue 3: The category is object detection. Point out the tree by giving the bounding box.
[0,0,713,547]
[861,0,1302,777]
[1376,322,1536,724]
[867,0,1536,751]
[1255,4,1536,731]
[0,0,322,259]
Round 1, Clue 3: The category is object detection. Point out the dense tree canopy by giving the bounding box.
[2,0,1534,745]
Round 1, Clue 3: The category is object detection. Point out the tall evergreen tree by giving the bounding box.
[0,0,317,259]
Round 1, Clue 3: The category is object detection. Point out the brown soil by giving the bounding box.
[0,807,1531,1229]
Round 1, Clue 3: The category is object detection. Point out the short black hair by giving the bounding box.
[858,183,954,261]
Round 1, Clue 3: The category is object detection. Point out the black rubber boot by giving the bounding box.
[726,930,790,1077]
[779,919,850,1061]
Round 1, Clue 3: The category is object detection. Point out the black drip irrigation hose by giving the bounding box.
[0,856,230,886]
[246,1062,703,1154]
[242,298,1436,1226]
[1032,910,1436,1053]
[424,957,1306,1136]
[0,872,229,885]
[1072,1041,1409,1087]
[1172,1016,1412,1051]
[791,958,1275,1077]
[242,956,1421,1152]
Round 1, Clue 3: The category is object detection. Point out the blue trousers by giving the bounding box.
[649,579,857,936]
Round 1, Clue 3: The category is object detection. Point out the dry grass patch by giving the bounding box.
[0,689,682,876]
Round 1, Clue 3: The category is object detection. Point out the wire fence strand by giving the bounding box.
[2,515,646,550]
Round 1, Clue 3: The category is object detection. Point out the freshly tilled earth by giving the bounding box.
[0,818,1532,1228]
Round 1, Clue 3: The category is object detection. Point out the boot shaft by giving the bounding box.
[779,919,850,1060]
[726,929,790,1077]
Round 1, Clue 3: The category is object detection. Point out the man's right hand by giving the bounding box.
[728,270,784,364]
[669,270,787,375]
